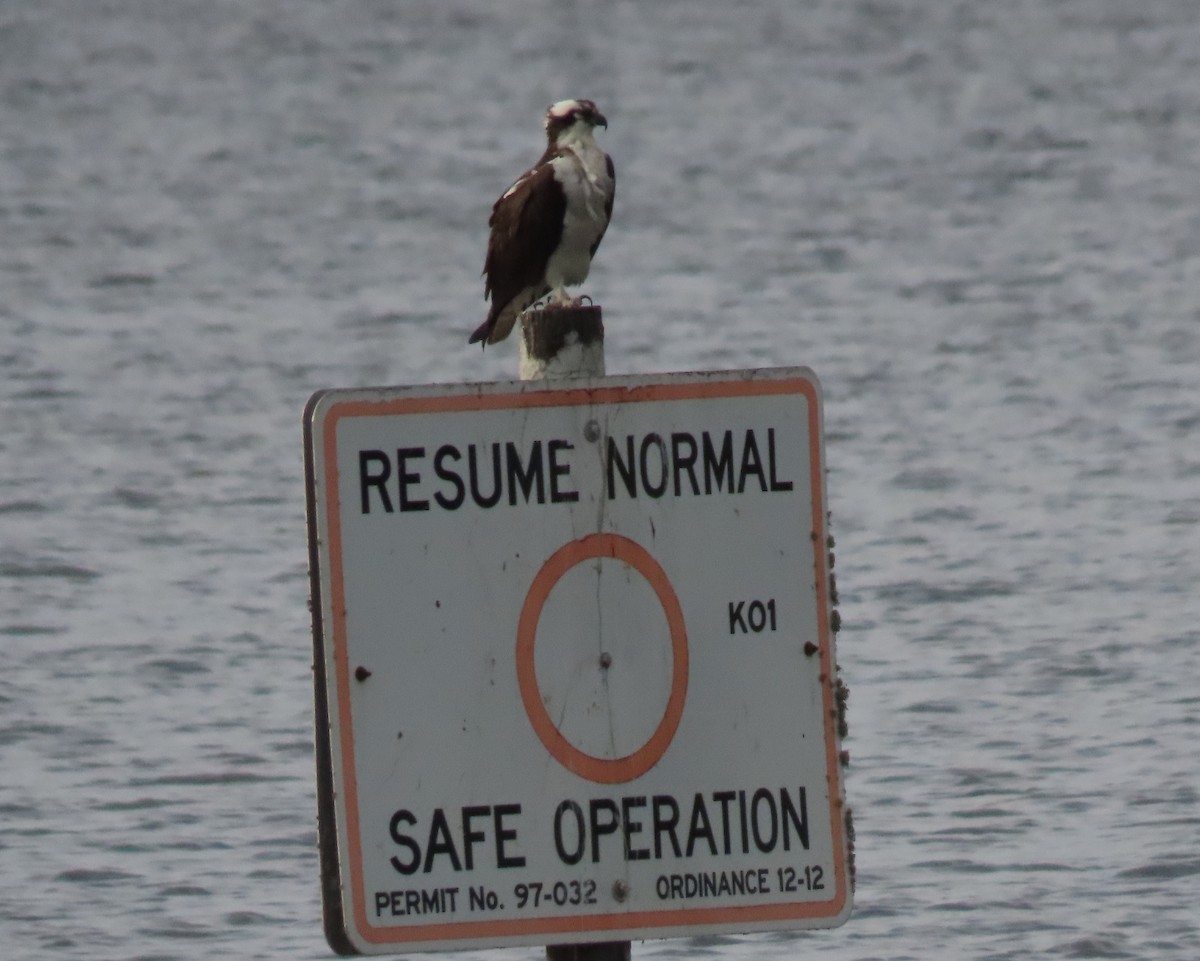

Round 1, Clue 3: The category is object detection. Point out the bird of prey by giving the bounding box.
[469,99,615,347]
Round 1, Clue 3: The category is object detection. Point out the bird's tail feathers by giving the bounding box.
[467,300,523,347]
[467,314,493,347]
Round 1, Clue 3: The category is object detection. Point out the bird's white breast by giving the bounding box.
[546,143,612,287]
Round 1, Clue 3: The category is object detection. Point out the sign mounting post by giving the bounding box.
[304,364,851,955]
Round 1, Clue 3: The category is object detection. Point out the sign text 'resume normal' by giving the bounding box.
[357,427,794,514]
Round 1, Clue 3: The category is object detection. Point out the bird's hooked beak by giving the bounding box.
[591,110,608,129]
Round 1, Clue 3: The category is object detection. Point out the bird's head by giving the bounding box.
[545,99,607,147]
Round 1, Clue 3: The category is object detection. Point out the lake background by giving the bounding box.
[2,1,1198,959]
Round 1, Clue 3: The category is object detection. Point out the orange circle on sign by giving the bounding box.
[516,533,689,784]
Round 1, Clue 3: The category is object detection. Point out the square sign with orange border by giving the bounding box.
[303,368,851,955]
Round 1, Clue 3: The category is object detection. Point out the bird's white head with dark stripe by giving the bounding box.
[544,98,608,147]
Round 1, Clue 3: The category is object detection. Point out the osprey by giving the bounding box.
[469,99,615,346]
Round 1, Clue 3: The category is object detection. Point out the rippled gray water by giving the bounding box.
[3,1,1198,959]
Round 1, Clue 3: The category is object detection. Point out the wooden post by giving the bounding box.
[519,303,629,961]
[519,304,605,380]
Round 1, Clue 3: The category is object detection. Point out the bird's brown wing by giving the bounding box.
[588,153,616,258]
[473,161,566,344]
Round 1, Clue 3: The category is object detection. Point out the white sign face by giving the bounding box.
[304,368,851,955]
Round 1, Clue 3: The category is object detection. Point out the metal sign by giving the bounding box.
[303,368,851,954]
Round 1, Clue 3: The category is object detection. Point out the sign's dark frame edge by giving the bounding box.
[304,389,360,956]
